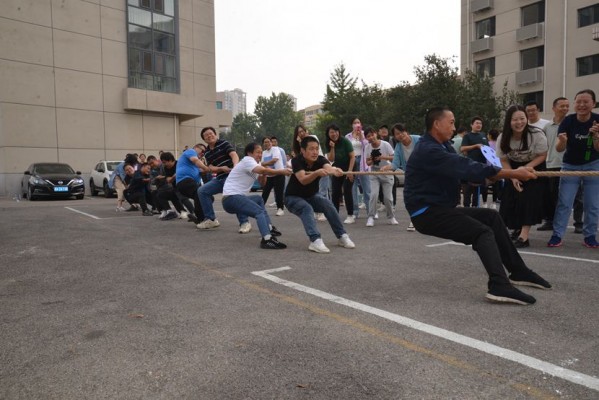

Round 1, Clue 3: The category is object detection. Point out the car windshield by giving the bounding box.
[106,162,120,172]
[34,164,75,174]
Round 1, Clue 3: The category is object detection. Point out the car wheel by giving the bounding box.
[90,179,98,196]
[27,186,37,201]
[103,180,112,198]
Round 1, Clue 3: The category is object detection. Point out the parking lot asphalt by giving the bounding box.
[1,193,598,399]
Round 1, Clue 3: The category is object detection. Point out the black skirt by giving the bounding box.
[499,160,546,229]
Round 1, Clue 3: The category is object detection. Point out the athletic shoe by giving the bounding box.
[486,285,536,305]
[574,226,583,234]
[536,222,553,231]
[378,204,386,212]
[344,215,355,224]
[407,222,416,232]
[366,217,375,227]
[308,238,330,253]
[270,226,282,237]
[187,214,198,224]
[509,270,552,289]
[359,203,366,209]
[338,234,355,249]
[388,217,399,225]
[315,213,326,221]
[142,210,153,216]
[374,212,379,220]
[162,210,178,220]
[547,235,563,247]
[159,211,168,219]
[260,237,287,250]
[268,201,276,207]
[514,237,530,248]
[115,206,126,212]
[196,219,220,229]
[276,208,284,216]
[151,208,160,215]
[125,205,139,212]
[179,211,189,220]
[583,235,599,248]
[238,222,252,234]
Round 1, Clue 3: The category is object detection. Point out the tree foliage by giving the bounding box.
[228,113,260,153]
[254,92,303,151]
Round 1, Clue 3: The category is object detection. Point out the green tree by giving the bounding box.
[254,92,302,152]
[229,112,260,153]
[319,63,361,133]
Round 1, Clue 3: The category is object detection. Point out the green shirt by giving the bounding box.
[332,137,354,170]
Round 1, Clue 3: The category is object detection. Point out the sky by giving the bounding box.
[214,0,461,113]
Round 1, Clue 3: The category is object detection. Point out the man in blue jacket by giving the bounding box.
[404,107,551,305]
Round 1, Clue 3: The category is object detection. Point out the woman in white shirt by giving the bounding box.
[261,136,286,216]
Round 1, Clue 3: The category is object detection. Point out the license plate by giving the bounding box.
[54,186,68,192]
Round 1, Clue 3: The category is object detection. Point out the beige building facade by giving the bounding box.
[461,0,599,116]
[299,104,324,129]
[0,0,230,196]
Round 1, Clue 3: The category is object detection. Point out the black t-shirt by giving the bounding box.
[461,132,488,163]
[285,155,330,198]
[560,112,599,165]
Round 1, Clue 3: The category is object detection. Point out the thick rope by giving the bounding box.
[331,170,599,177]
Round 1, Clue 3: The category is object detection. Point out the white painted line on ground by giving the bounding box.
[252,266,599,392]
[427,241,599,264]
[64,207,101,220]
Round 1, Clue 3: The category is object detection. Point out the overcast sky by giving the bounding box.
[214,0,461,113]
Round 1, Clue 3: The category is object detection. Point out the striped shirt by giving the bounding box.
[204,139,235,178]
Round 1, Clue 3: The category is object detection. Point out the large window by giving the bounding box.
[577,54,599,76]
[522,91,544,111]
[127,0,177,93]
[578,4,599,27]
[475,17,496,39]
[521,1,545,26]
[475,58,495,77]
[521,46,544,70]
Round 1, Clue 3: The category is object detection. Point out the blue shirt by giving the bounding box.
[403,133,500,215]
[176,149,201,184]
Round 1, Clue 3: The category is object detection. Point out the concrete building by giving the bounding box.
[461,0,599,114]
[217,88,246,118]
[0,0,230,196]
[299,104,324,129]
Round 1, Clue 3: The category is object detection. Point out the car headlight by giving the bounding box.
[71,178,84,185]
[30,176,48,185]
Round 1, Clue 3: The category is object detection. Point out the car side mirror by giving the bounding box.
[24,171,31,175]
[76,171,82,175]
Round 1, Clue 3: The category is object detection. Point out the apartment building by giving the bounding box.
[217,88,247,118]
[461,0,599,114]
[0,0,231,196]
[299,104,324,129]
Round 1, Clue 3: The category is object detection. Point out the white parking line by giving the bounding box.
[426,241,599,264]
[64,207,101,220]
[252,266,599,392]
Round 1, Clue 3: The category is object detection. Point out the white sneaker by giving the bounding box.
[344,215,355,224]
[197,219,220,229]
[377,204,386,212]
[308,238,330,253]
[366,217,375,227]
[276,208,284,216]
[388,217,399,225]
[238,221,252,234]
[338,234,355,249]
[268,201,276,207]
[374,212,379,220]
[359,203,366,209]
[407,222,416,232]
[159,210,168,219]
[116,206,126,212]
[179,211,189,220]
[315,213,326,221]
[481,203,488,208]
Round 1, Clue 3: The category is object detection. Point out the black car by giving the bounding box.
[21,163,85,200]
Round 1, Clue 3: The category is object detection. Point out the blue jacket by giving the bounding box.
[108,161,127,189]
[403,133,500,215]
[391,135,420,170]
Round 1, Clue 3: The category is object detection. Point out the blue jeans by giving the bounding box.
[552,160,599,238]
[352,156,371,217]
[198,177,248,224]
[222,195,271,237]
[319,175,330,200]
[285,194,346,242]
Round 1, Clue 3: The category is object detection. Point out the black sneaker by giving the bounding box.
[486,285,536,305]
[509,270,552,289]
[187,214,198,224]
[270,226,282,237]
[260,237,287,249]
[514,238,530,248]
[574,225,583,234]
[162,210,178,220]
[142,210,153,216]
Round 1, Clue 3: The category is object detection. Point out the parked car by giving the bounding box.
[89,160,121,197]
[21,162,85,200]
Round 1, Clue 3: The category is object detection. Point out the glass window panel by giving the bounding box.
[475,58,495,77]
[153,14,174,33]
[521,46,544,70]
[154,0,164,12]
[141,0,151,8]
[155,54,165,75]
[164,0,175,16]
[154,76,176,93]
[142,52,153,72]
[128,48,141,72]
[128,24,153,50]
[128,6,152,27]
[475,17,495,39]
[165,55,176,77]
[128,0,140,6]
[153,31,175,54]
[522,2,545,26]
[129,73,154,90]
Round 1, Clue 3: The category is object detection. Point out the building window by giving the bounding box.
[521,46,544,70]
[475,17,496,39]
[578,4,599,28]
[522,91,544,111]
[475,58,495,77]
[521,1,545,26]
[216,101,223,110]
[127,0,177,93]
[577,54,599,76]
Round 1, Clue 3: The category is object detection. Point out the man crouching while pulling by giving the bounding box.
[285,136,356,253]
[404,107,551,305]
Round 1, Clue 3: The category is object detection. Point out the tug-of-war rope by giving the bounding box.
[324,170,599,177]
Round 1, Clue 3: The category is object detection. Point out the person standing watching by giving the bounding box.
[364,127,397,227]
[261,136,286,216]
[460,117,489,207]
[525,101,551,130]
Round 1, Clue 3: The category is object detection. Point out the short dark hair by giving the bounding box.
[244,142,260,155]
[524,101,540,109]
[425,107,451,132]
[363,126,377,136]
[146,155,157,162]
[301,136,319,150]
[200,126,216,140]
[378,124,388,130]
[456,127,468,134]
[552,97,568,107]
[470,116,483,125]
[270,135,278,141]
[261,136,271,145]
[488,129,500,141]
[391,123,407,134]
[575,89,596,102]
[160,152,175,162]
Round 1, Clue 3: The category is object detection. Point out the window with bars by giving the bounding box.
[127,0,177,93]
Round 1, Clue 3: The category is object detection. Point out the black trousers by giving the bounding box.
[124,190,149,212]
[463,183,487,207]
[262,175,285,209]
[156,186,185,213]
[175,178,204,221]
[331,175,354,215]
[412,206,530,288]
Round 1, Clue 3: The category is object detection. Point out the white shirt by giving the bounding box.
[261,146,284,170]
[223,156,259,196]
[364,140,394,171]
[529,118,551,130]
